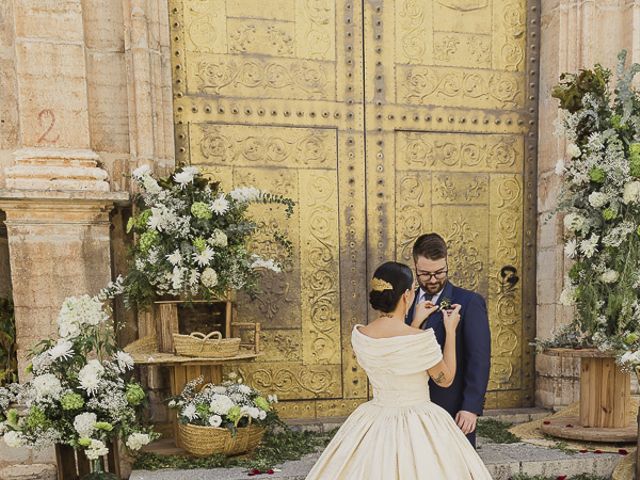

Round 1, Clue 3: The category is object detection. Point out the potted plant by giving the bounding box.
[537,50,640,440]
[168,373,278,457]
[0,280,158,479]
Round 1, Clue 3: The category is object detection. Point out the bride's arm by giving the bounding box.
[426,306,461,388]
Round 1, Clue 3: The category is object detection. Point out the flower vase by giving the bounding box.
[79,459,119,480]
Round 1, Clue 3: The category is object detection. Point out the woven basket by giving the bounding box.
[173,331,241,358]
[178,423,265,457]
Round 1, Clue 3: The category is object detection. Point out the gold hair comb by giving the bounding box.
[371,277,393,292]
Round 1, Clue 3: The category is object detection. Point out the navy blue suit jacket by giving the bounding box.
[405,281,491,446]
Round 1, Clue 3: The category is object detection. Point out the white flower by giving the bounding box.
[209,415,223,427]
[168,400,176,408]
[563,213,587,234]
[78,360,105,395]
[132,165,151,179]
[623,181,640,204]
[47,340,74,361]
[237,384,251,395]
[559,286,576,306]
[57,295,108,339]
[193,248,215,267]
[555,159,565,176]
[167,250,182,266]
[600,270,620,284]
[210,196,230,215]
[588,191,609,208]
[31,352,53,374]
[201,268,219,288]
[258,410,267,421]
[567,143,581,158]
[209,394,235,416]
[173,166,199,186]
[115,351,134,372]
[211,386,227,395]
[241,406,260,419]
[251,257,281,273]
[3,431,24,448]
[229,186,261,203]
[74,412,97,438]
[182,404,198,421]
[564,239,578,259]
[579,234,599,258]
[85,439,109,460]
[208,229,228,248]
[126,433,151,451]
[267,394,278,403]
[171,266,185,290]
[143,176,162,194]
[32,373,63,400]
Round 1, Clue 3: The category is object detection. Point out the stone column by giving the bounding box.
[536,0,640,408]
[0,0,129,378]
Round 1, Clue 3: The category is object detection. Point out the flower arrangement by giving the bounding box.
[0,280,157,476]
[168,373,278,432]
[123,165,295,308]
[539,50,640,372]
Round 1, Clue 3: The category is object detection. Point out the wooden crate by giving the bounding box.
[55,442,120,480]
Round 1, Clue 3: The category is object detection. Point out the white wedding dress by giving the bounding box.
[305,325,493,480]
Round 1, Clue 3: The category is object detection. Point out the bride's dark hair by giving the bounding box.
[369,262,414,313]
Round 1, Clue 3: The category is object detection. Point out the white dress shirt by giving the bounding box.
[418,287,444,305]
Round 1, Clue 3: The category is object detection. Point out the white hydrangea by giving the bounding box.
[78,360,105,395]
[201,268,219,288]
[57,295,108,339]
[208,415,223,428]
[588,191,609,208]
[143,176,162,194]
[566,143,581,158]
[73,412,97,438]
[85,439,109,460]
[623,181,640,204]
[210,196,230,215]
[126,432,152,451]
[600,270,620,284]
[208,229,228,248]
[237,384,252,395]
[209,394,235,416]
[229,186,261,203]
[563,213,588,234]
[32,373,63,400]
[173,166,199,186]
[559,286,576,306]
[3,430,24,448]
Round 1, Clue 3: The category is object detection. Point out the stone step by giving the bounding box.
[0,464,57,480]
[130,441,623,480]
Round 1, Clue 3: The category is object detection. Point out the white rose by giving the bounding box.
[588,191,609,208]
[126,433,151,451]
[623,181,640,204]
[209,415,223,428]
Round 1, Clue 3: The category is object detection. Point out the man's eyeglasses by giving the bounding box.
[416,270,448,281]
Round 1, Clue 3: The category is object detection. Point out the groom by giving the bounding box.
[406,233,491,447]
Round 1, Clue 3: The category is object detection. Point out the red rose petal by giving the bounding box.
[543,420,551,425]
[579,449,588,453]
[619,449,629,455]
[594,449,603,454]
[565,424,573,428]
[267,470,275,474]
[556,476,567,480]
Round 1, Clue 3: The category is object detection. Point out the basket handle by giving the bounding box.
[189,331,223,342]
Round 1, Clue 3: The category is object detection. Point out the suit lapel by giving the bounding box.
[424,282,454,329]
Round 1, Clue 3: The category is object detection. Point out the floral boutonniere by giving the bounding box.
[438,297,452,312]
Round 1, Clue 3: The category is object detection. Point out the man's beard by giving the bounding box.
[419,279,447,295]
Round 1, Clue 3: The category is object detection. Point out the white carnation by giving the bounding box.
[201,268,219,288]
[126,433,151,451]
[209,415,223,427]
[600,270,620,284]
[588,191,609,208]
[567,143,581,158]
[85,439,109,460]
[73,412,97,438]
[623,181,640,204]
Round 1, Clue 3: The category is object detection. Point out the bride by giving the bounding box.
[305,261,493,479]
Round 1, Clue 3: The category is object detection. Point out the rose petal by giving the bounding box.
[594,449,603,454]
[579,449,588,453]
[543,420,551,425]
[619,449,629,455]
[565,424,573,428]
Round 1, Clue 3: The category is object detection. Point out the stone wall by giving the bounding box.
[536,0,640,408]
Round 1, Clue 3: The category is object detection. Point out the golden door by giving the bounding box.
[169,0,538,416]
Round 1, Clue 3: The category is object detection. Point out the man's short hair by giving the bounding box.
[412,233,447,260]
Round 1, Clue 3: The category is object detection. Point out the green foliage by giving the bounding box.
[476,419,520,444]
[0,298,17,385]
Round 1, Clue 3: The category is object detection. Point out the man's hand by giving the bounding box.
[455,410,477,435]
[411,301,438,329]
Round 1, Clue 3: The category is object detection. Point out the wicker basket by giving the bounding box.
[178,423,265,457]
[173,331,241,358]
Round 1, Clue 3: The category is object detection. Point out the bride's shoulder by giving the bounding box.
[354,322,425,339]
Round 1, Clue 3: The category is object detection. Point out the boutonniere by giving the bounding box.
[438,297,452,311]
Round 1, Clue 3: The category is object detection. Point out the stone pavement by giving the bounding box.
[130,408,626,480]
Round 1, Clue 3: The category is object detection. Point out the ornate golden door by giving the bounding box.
[169,0,538,415]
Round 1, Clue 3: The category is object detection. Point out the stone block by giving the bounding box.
[0,464,56,480]
[14,0,83,43]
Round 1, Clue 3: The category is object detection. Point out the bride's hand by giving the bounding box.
[442,304,461,332]
[411,301,439,328]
